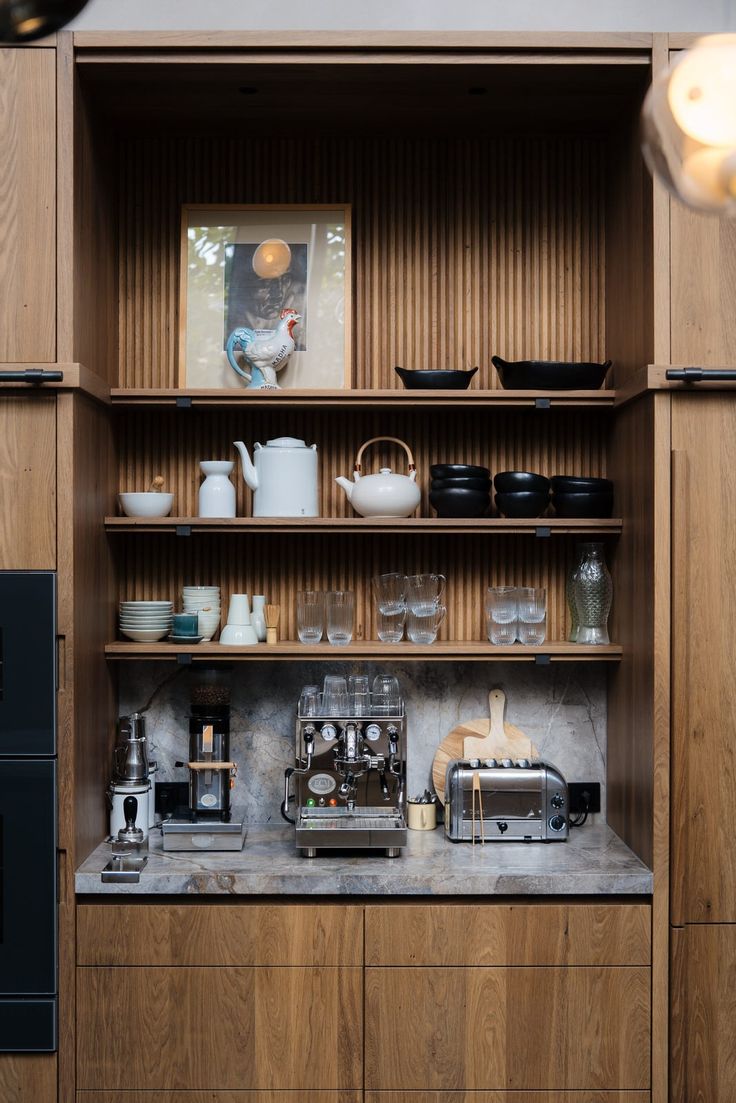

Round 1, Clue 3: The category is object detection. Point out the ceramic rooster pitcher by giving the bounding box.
[226,308,301,389]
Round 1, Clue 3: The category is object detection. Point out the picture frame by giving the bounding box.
[178,203,352,390]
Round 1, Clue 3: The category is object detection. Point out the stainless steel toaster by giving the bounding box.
[444,758,569,842]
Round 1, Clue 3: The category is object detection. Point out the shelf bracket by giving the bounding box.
[175,395,193,409]
[534,654,551,665]
[534,526,551,538]
[175,525,192,537]
[176,653,192,666]
[534,397,551,410]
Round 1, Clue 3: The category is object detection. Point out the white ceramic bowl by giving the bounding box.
[120,627,170,642]
[219,623,259,646]
[120,601,173,609]
[119,618,173,626]
[119,493,174,518]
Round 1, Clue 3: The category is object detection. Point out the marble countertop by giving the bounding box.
[76,822,652,896]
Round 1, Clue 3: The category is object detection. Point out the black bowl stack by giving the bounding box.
[551,476,614,518]
[493,471,550,518]
[429,463,491,517]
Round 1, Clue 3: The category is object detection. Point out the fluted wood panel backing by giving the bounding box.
[115,408,610,642]
[118,135,606,389]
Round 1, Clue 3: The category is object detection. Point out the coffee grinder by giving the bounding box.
[162,674,246,851]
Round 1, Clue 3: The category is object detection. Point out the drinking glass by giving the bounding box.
[406,604,447,644]
[406,573,446,615]
[348,674,371,716]
[371,674,401,715]
[299,685,321,718]
[372,573,406,615]
[376,607,406,643]
[297,590,324,645]
[326,590,354,646]
[485,586,518,645]
[517,586,547,645]
[323,676,349,716]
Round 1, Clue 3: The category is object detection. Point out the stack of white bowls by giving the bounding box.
[182,586,221,642]
[119,601,173,642]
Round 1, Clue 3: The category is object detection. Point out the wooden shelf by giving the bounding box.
[105,641,623,662]
[105,516,623,536]
[109,387,617,410]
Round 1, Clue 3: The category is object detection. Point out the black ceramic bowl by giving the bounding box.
[552,491,614,518]
[492,355,612,391]
[550,475,614,493]
[494,491,550,519]
[493,471,550,494]
[395,366,479,390]
[430,488,490,518]
[431,476,492,492]
[430,463,490,480]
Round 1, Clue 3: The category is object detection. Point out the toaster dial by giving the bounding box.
[551,792,565,808]
[548,814,566,832]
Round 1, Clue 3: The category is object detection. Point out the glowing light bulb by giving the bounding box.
[668,35,736,147]
[252,239,292,279]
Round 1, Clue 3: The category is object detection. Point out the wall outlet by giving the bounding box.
[568,782,601,816]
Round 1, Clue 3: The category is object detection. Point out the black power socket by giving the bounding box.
[568,782,601,816]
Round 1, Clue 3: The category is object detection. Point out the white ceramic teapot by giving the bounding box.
[234,437,319,517]
[336,437,421,518]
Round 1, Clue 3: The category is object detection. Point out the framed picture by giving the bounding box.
[179,204,352,390]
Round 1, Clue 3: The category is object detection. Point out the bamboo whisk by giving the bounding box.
[265,604,280,645]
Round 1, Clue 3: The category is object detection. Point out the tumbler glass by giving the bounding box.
[348,674,371,716]
[326,590,354,647]
[485,586,518,645]
[322,676,349,716]
[406,573,446,615]
[517,586,547,645]
[371,674,401,715]
[406,604,447,644]
[298,685,321,718]
[297,590,324,645]
[372,573,407,615]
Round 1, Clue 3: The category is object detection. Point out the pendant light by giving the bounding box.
[252,239,292,279]
[641,34,736,215]
[0,0,90,42]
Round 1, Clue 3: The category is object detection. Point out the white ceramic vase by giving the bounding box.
[251,595,267,642]
[198,461,236,518]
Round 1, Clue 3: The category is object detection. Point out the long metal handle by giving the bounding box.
[0,369,63,383]
[666,368,736,382]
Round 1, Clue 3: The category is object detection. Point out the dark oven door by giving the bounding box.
[0,572,56,757]
[0,760,57,1051]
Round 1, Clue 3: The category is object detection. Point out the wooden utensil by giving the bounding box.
[431,688,539,804]
[265,604,280,645]
[148,475,165,492]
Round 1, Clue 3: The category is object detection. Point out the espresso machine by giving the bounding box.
[283,683,407,858]
[162,687,246,851]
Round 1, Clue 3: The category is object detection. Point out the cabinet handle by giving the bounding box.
[666,368,736,382]
[0,369,63,384]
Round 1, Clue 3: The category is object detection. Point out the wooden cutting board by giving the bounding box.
[431,688,539,804]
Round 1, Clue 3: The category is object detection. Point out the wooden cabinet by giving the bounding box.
[0,1054,56,1103]
[79,1095,360,1103]
[670,205,736,366]
[365,1094,650,1102]
[0,49,56,363]
[0,395,55,568]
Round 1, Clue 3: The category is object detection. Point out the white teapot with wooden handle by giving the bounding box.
[336,437,421,518]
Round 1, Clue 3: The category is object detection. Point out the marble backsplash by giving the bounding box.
[118,661,607,824]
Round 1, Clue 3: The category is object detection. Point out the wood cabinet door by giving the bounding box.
[671,923,736,1103]
[77,966,362,1091]
[366,1094,650,1102]
[0,49,56,362]
[671,203,736,366]
[671,394,736,922]
[365,967,650,1091]
[0,1054,56,1103]
[0,396,55,568]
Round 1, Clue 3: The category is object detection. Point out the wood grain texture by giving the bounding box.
[0,1055,56,1103]
[365,967,650,1090]
[669,924,736,1103]
[73,30,654,48]
[670,202,736,366]
[111,388,617,407]
[365,903,651,966]
[80,1095,360,1103]
[671,394,736,922]
[77,966,362,1090]
[115,135,607,390]
[104,641,623,662]
[366,1094,650,1103]
[0,49,55,362]
[0,395,56,568]
[77,903,362,966]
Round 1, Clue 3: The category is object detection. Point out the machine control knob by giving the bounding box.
[516,758,531,769]
[501,758,513,768]
[497,821,508,833]
[551,793,565,808]
[549,814,566,832]
[484,758,497,768]
[365,724,382,742]
[320,724,338,742]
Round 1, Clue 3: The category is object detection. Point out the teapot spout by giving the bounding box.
[335,475,354,502]
[234,441,258,491]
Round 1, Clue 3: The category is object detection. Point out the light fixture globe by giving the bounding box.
[252,239,292,279]
[0,0,89,42]
[642,34,736,215]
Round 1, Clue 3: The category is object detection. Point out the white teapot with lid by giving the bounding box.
[336,437,421,518]
[234,437,319,517]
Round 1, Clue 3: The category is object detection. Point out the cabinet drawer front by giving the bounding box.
[366,1095,650,1102]
[77,966,362,1090]
[365,903,651,966]
[77,903,362,966]
[79,1095,361,1102]
[365,967,650,1091]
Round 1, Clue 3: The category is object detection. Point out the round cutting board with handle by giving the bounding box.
[431,688,539,804]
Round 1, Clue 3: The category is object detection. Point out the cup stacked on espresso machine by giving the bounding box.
[108,713,151,840]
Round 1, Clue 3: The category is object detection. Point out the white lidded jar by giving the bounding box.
[198,460,236,518]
